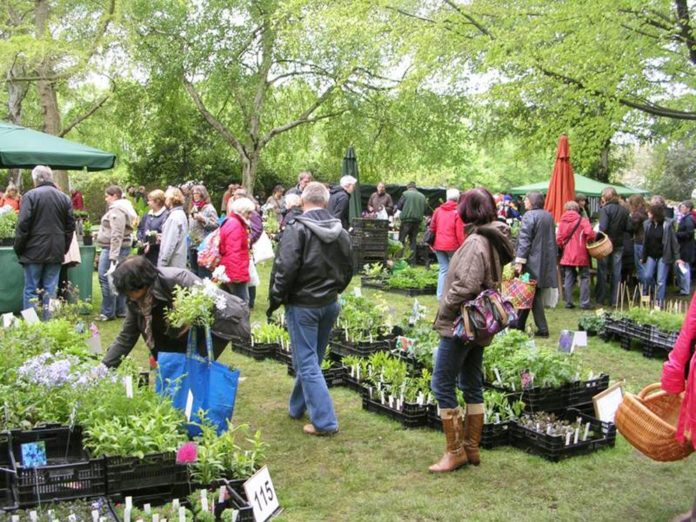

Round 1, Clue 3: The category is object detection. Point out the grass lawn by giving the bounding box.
[92,265,695,521]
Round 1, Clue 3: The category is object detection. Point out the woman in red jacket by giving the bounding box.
[429,188,465,300]
[219,197,255,302]
[662,292,696,520]
[556,201,595,309]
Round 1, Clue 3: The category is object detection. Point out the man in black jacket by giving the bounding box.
[268,182,353,436]
[595,187,629,306]
[327,175,356,229]
[14,166,75,318]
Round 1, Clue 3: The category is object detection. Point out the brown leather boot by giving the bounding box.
[429,407,468,473]
[463,403,484,466]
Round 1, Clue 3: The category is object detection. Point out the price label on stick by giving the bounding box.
[21,307,40,325]
[185,390,194,421]
[244,465,280,521]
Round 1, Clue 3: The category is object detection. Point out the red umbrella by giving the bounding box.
[544,134,576,223]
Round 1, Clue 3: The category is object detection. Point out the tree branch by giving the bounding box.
[674,0,696,65]
[442,0,494,38]
[60,90,113,136]
[183,77,248,157]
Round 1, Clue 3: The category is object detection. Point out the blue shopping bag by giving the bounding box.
[156,327,240,437]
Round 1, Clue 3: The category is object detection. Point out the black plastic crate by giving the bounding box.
[232,341,277,361]
[361,392,427,428]
[625,321,652,343]
[8,425,106,507]
[384,285,437,297]
[360,277,387,290]
[275,348,293,366]
[340,372,367,393]
[486,383,569,413]
[330,337,393,359]
[510,409,616,462]
[650,328,678,350]
[0,432,17,512]
[352,218,390,231]
[286,363,345,387]
[641,343,670,360]
[425,405,513,449]
[566,374,610,407]
[105,452,188,496]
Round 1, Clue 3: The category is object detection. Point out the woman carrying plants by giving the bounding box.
[188,184,219,278]
[136,189,169,266]
[641,197,680,306]
[430,188,514,472]
[556,200,595,310]
[101,255,250,368]
[219,197,255,302]
[513,191,557,337]
[97,185,137,321]
[661,292,696,520]
[158,187,189,269]
[429,188,465,300]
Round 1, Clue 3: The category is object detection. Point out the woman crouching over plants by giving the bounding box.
[101,256,251,368]
[429,188,514,472]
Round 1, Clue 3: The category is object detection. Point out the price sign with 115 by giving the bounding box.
[243,465,279,521]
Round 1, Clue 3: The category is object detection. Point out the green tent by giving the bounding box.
[0,121,116,171]
[509,173,648,197]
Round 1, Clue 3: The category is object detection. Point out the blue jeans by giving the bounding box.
[642,256,668,305]
[431,336,484,409]
[286,302,340,431]
[434,250,453,300]
[98,247,131,318]
[595,247,623,306]
[23,263,62,320]
[633,244,644,283]
[676,261,691,295]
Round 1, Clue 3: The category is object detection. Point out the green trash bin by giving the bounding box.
[67,245,96,303]
[0,246,24,313]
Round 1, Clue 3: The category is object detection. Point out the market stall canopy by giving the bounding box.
[509,173,648,197]
[0,121,116,171]
[544,135,576,223]
[343,146,362,222]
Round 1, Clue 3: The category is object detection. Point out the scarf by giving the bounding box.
[136,291,156,350]
[473,222,515,267]
[193,199,206,210]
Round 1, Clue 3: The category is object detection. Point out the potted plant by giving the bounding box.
[82,220,94,245]
[0,210,18,246]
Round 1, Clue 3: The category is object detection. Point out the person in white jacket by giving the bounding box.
[158,187,189,269]
[97,185,137,321]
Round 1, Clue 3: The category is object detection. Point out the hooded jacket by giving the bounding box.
[328,186,351,229]
[14,182,75,264]
[219,212,250,283]
[433,220,513,341]
[158,206,188,268]
[430,200,465,252]
[97,198,137,259]
[556,210,595,267]
[269,208,353,309]
[102,267,250,368]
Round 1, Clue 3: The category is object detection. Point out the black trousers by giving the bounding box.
[399,221,421,265]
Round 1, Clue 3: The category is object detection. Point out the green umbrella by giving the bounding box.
[343,146,361,223]
[0,121,116,171]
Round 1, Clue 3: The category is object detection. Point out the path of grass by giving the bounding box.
[91,266,695,521]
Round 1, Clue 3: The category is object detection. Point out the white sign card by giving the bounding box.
[573,331,588,348]
[353,286,362,297]
[593,381,624,423]
[21,307,40,324]
[87,334,102,354]
[2,313,16,328]
[244,466,280,522]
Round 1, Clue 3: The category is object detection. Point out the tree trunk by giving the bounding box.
[35,0,69,192]
[242,153,259,194]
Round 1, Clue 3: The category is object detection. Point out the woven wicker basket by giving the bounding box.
[615,383,693,462]
[587,232,613,260]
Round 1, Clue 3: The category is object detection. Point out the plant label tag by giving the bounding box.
[179,507,186,522]
[172,499,179,510]
[353,287,362,297]
[573,331,587,348]
[493,367,502,384]
[124,507,131,522]
[152,515,159,522]
[200,490,208,512]
[144,503,151,514]
[125,497,133,510]
[68,515,77,522]
[12,516,19,522]
[21,307,40,324]
[219,485,226,504]
[21,441,47,467]
[92,509,100,522]
[123,376,134,399]
[520,370,534,390]
[583,422,591,441]
[87,334,102,354]
[2,313,16,328]
[185,390,194,421]
[48,299,61,314]
[30,512,38,522]
[244,465,279,522]
[558,330,573,353]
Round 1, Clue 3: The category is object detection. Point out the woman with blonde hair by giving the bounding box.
[0,184,21,213]
[219,197,255,302]
[158,187,188,268]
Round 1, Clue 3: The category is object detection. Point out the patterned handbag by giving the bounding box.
[453,289,517,343]
[501,277,537,310]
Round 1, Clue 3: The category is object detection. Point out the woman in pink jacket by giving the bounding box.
[429,188,466,300]
[219,197,255,302]
[556,201,595,309]
[662,292,696,519]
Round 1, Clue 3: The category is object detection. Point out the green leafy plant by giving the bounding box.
[624,307,683,333]
[386,266,438,289]
[578,313,605,334]
[82,219,93,233]
[252,322,289,345]
[167,281,226,328]
[362,262,385,279]
[0,210,18,238]
[336,294,390,341]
